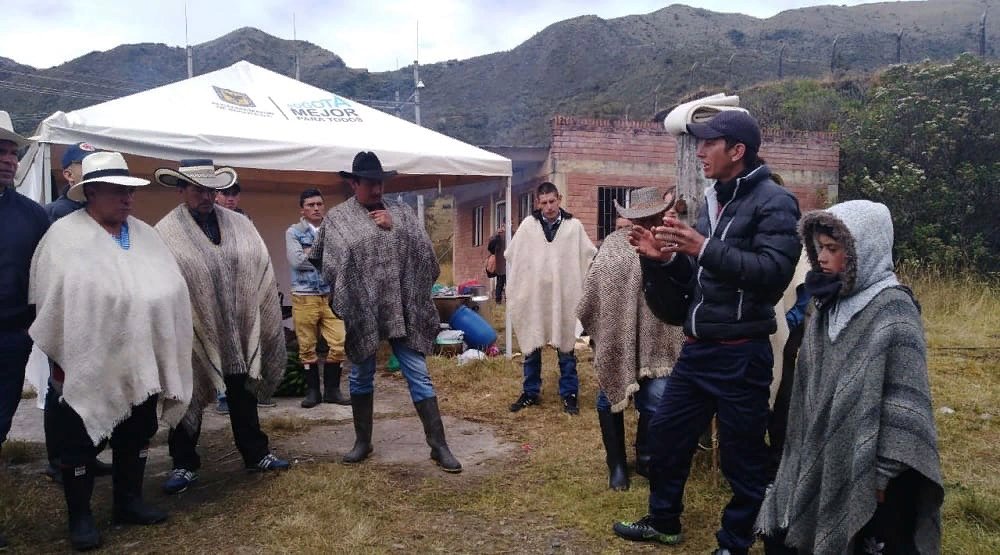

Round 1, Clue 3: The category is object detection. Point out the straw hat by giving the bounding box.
[67,152,151,202]
[614,187,675,220]
[153,159,238,190]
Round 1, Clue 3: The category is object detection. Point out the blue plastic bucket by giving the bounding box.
[448,305,497,350]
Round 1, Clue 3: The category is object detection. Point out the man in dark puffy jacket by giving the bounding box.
[613,110,801,555]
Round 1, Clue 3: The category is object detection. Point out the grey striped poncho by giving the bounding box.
[756,201,943,554]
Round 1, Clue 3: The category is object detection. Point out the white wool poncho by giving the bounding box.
[29,210,193,444]
[505,213,596,354]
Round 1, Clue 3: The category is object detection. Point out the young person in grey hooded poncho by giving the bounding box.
[756,200,944,554]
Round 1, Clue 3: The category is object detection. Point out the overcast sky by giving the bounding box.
[4,1,894,71]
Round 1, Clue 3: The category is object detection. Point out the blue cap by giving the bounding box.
[61,142,99,169]
[686,111,761,152]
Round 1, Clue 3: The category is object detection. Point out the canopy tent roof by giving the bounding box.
[34,60,511,185]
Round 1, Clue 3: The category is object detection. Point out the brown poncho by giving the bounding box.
[577,229,684,412]
[314,197,439,364]
[156,206,286,433]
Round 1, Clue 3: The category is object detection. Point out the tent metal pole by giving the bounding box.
[504,176,513,359]
[42,143,52,204]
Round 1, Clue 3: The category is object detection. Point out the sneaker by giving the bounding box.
[249,453,290,472]
[509,393,539,412]
[257,398,277,408]
[711,549,734,555]
[562,394,579,415]
[612,514,683,545]
[215,397,230,414]
[162,468,198,494]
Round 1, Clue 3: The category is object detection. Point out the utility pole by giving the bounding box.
[981,8,989,57]
[831,34,841,74]
[413,60,422,126]
[185,3,193,78]
[293,13,300,81]
[727,54,735,88]
[778,41,786,79]
[896,28,903,64]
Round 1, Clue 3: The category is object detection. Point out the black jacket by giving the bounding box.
[531,208,573,242]
[643,164,801,340]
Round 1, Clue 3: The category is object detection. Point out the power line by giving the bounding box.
[0,68,144,93]
[0,82,115,101]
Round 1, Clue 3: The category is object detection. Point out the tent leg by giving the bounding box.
[504,176,513,359]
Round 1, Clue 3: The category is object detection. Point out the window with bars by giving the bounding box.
[597,186,636,240]
[494,201,506,231]
[518,191,535,223]
[473,205,484,246]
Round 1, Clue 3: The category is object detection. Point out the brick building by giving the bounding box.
[451,116,839,286]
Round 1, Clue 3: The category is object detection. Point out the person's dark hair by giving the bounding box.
[220,181,241,196]
[536,181,558,196]
[299,188,323,207]
[724,137,761,169]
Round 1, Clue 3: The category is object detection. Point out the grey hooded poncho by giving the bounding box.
[314,197,440,364]
[756,200,944,554]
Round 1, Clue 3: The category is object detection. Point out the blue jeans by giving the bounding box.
[0,330,32,445]
[349,340,435,403]
[646,339,772,554]
[522,348,578,398]
[596,376,667,415]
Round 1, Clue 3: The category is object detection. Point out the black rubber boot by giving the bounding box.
[343,393,374,463]
[62,465,101,551]
[112,449,167,525]
[414,397,462,473]
[322,362,350,405]
[598,410,630,491]
[635,412,652,479]
[300,365,322,408]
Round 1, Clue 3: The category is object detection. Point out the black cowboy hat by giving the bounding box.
[338,151,398,181]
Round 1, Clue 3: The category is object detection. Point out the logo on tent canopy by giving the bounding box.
[213,86,256,107]
[286,95,363,123]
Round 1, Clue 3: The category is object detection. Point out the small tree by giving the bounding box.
[840,54,1000,271]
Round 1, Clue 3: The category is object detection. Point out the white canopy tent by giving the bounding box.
[17,61,518,404]
[30,60,510,181]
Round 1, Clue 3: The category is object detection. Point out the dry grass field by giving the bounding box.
[1,271,997,553]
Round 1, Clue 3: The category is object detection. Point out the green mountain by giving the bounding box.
[2,0,997,144]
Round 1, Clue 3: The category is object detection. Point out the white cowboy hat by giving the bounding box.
[0,111,31,149]
[68,151,151,202]
[153,159,238,190]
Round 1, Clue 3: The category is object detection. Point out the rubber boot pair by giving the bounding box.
[302,362,350,408]
[598,410,630,491]
[342,394,462,473]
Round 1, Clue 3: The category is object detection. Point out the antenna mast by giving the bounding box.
[185,3,193,78]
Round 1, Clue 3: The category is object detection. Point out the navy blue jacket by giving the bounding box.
[0,187,50,329]
[643,164,801,340]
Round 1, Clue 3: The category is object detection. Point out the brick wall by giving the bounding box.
[451,117,839,285]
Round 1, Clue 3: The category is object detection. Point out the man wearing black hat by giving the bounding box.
[312,151,462,473]
[44,142,96,222]
[614,110,801,555]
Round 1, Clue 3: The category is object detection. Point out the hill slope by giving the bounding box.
[2,0,997,144]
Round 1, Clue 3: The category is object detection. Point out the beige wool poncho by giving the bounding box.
[29,210,193,444]
[156,206,286,433]
[505,213,596,354]
[577,229,684,412]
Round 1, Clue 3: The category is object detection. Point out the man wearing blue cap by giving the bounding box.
[614,110,801,555]
[44,142,96,222]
